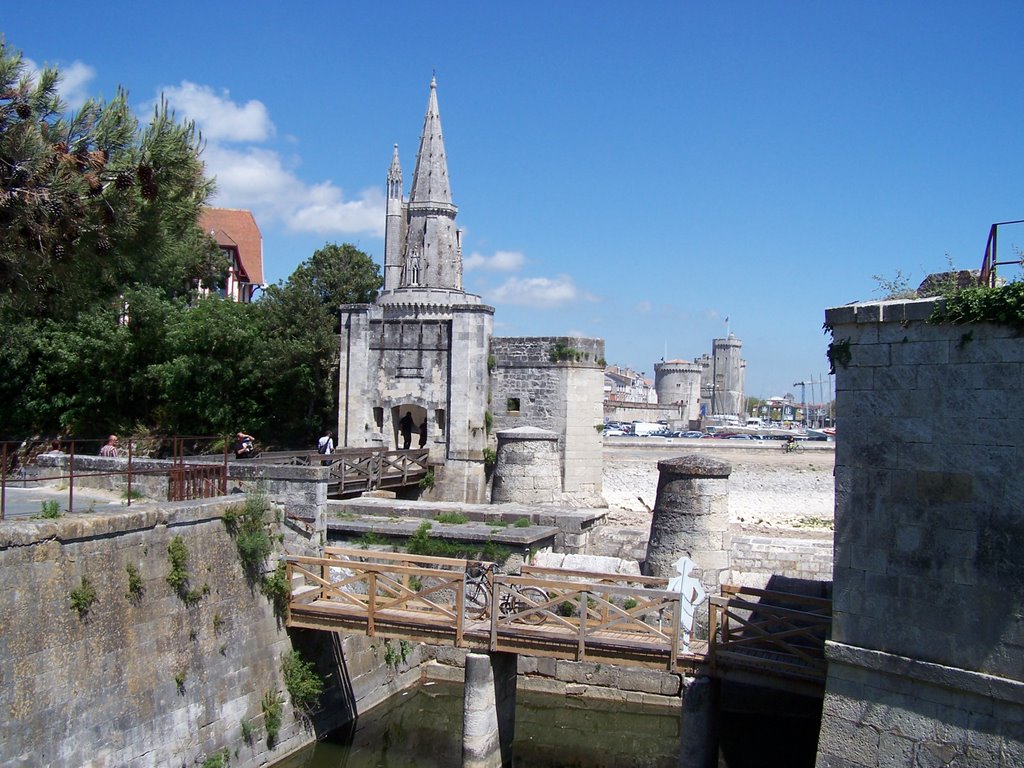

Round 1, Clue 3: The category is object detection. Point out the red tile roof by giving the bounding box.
[198,207,264,285]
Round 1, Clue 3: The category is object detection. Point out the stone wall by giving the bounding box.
[729,534,834,589]
[815,297,1024,767]
[490,336,605,505]
[0,499,396,767]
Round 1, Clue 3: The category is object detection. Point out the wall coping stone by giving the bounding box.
[825,641,1024,706]
[0,497,237,548]
[824,296,943,326]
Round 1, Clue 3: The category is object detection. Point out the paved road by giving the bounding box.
[0,484,124,520]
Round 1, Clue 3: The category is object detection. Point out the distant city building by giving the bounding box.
[604,365,656,404]
[197,207,264,303]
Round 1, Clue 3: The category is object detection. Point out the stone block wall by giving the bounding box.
[729,534,834,589]
[0,499,394,767]
[815,297,1024,767]
[490,336,604,505]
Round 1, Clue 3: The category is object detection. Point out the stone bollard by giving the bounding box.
[491,427,561,504]
[463,652,517,768]
[643,455,731,639]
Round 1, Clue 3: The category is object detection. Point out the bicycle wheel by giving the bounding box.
[464,582,490,619]
[511,587,549,625]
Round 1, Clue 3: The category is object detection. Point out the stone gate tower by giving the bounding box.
[337,78,494,502]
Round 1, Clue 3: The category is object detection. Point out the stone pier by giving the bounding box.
[463,652,517,768]
[643,455,731,640]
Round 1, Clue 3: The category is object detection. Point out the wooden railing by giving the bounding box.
[257,448,429,493]
[286,548,704,671]
[708,584,831,684]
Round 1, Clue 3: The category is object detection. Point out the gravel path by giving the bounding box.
[601,442,835,536]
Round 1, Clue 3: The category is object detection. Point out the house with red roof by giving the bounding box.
[197,207,265,302]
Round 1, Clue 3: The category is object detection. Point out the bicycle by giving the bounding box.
[463,561,549,625]
[781,440,804,453]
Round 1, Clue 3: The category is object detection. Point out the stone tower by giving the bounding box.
[654,359,702,423]
[698,334,746,417]
[338,78,494,502]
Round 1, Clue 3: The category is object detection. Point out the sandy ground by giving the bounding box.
[601,442,835,538]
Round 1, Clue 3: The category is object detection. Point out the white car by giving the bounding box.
[602,428,626,437]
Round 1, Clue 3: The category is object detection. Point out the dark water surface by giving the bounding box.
[277,680,820,768]
[278,680,682,768]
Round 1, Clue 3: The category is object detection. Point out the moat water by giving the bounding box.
[275,680,821,768]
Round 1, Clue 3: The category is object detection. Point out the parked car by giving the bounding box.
[726,434,755,440]
[681,431,704,439]
[602,428,626,437]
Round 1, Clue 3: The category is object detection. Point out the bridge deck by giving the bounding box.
[286,548,830,693]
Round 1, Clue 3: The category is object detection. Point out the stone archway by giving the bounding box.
[392,404,427,450]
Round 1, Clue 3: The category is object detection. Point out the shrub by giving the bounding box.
[282,650,324,715]
[70,576,97,617]
[167,536,207,605]
[262,689,283,747]
[225,492,273,581]
[513,517,530,528]
[260,561,290,620]
[418,469,435,490]
[558,600,576,617]
[125,563,144,602]
[201,748,230,768]
[623,597,638,610]
[40,500,61,518]
[482,447,497,469]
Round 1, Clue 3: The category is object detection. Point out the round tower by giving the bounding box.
[654,359,702,422]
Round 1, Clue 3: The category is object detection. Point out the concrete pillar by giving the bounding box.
[463,652,517,768]
[678,676,719,768]
[491,427,561,504]
[644,455,731,639]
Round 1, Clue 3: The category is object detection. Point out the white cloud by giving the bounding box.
[203,143,385,236]
[464,250,525,272]
[23,58,96,111]
[635,300,652,314]
[158,81,274,142]
[488,275,593,309]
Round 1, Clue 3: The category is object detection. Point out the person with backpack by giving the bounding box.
[317,430,334,455]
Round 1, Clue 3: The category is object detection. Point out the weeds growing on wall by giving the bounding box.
[167,536,208,606]
[240,716,256,745]
[223,490,273,581]
[405,521,511,562]
[929,280,1024,331]
[482,447,497,470]
[200,748,230,768]
[282,649,324,716]
[70,575,97,618]
[262,689,283,748]
[39,500,61,518]
[418,468,435,490]
[260,560,289,620]
[435,511,469,524]
[125,563,144,602]
[381,638,411,668]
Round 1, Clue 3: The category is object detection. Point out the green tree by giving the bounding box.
[0,39,222,321]
[256,243,381,442]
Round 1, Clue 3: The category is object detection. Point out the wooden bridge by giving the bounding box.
[256,448,429,495]
[286,547,831,695]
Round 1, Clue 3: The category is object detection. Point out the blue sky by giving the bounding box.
[7,2,1023,400]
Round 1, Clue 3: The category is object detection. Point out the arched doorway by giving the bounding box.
[392,404,427,450]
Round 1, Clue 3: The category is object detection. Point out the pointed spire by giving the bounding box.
[408,75,452,205]
[387,143,402,199]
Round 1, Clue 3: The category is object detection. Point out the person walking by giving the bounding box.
[99,435,119,457]
[399,412,414,450]
[317,430,334,455]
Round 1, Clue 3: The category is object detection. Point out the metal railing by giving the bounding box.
[979,219,1024,288]
[0,435,230,520]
